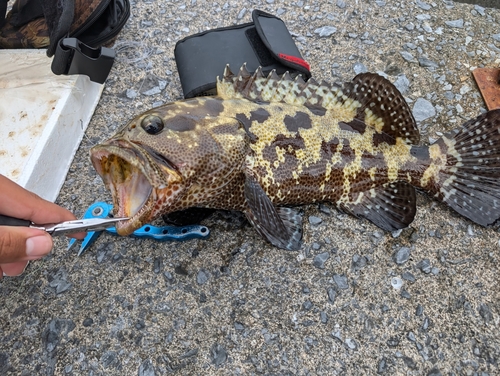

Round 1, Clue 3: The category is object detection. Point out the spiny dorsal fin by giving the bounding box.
[217,65,419,144]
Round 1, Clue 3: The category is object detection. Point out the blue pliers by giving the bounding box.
[69,202,210,255]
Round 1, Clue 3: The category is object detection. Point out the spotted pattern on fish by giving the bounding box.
[91,65,500,250]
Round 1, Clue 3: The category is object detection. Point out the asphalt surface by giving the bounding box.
[1,0,500,375]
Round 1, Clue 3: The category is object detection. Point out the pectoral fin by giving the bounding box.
[244,172,303,251]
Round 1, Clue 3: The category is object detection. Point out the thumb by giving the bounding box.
[0,226,53,264]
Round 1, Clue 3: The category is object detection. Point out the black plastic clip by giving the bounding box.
[51,38,115,84]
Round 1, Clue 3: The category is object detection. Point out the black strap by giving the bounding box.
[10,0,44,27]
[0,0,8,29]
[40,0,75,57]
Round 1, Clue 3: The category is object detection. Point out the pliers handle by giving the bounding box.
[0,214,127,236]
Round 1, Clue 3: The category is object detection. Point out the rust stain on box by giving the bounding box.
[472,68,500,110]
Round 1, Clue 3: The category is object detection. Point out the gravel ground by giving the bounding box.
[2,0,500,375]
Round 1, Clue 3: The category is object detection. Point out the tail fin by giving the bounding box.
[429,109,500,226]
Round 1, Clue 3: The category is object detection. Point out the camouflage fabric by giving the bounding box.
[0,0,102,49]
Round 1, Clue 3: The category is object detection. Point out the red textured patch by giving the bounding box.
[278,53,310,72]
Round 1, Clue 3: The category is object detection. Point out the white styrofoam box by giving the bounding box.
[0,49,103,202]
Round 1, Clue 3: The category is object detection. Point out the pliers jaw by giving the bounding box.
[69,202,210,256]
[68,202,115,255]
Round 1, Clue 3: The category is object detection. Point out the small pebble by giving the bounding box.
[391,228,403,238]
[377,358,389,373]
[345,338,358,350]
[416,0,431,10]
[393,247,411,265]
[474,5,485,16]
[353,62,368,74]
[400,289,411,299]
[401,271,416,283]
[400,50,417,63]
[309,216,323,225]
[237,8,247,20]
[415,304,424,316]
[333,274,349,290]
[387,337,399,347]
[417,259,432,274]
[407,331,416,342]
[391,277,403,290]
[427,367,443,376]
[413,98,436,121]
[418,57,439,68]
[197,269,209,285]
[318,203,331,214]
[402,355,417,369]
[405,23,415,31]
[125,89,137,99]
[393,75,410,95]
[138,359,155,376]
[327,287,337,303]
[478,303,493,323]
[445,19,464,28]
[422,317,430,330]
[314,26,337,37]
[153,258,162,274]
[336,0,346,8]
[320,311,328,324]
[82,318,93,327]
[352,254,367,270]
[303,300,313,310]
[313,252,330,269]
[211,344,228,366]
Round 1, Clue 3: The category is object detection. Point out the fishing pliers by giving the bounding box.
[0,214,126,236]
[68,202,210,255]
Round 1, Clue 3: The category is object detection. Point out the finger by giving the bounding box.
[1,261,29,277]
[0,174,76,224]
[0,226,53,264]
[68,232,87,240]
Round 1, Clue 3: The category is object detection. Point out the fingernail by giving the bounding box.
[26,235,52,257]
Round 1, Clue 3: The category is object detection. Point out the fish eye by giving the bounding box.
[141,115,164,135]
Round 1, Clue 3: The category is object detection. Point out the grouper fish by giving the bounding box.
[90,65,500,250]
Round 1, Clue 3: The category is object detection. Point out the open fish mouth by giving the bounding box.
[90,143,176,235]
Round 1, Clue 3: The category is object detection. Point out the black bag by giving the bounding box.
[0,0,130,83]
[174,10,311,98]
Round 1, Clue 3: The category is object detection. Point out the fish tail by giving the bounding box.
[419,109,500,226]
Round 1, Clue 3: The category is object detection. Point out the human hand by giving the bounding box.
[0,175,84,278]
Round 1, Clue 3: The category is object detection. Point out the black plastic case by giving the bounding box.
[174,10,311,98]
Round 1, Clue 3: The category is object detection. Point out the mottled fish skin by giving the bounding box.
[90,65,500,250]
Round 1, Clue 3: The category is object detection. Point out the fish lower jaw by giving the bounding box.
[112,190,156,236]
[92,149,158,234]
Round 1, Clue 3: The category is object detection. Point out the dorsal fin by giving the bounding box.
[340,73,419,144]
[217,65,420,144]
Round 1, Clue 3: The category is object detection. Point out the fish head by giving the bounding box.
[90,98,246,235]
